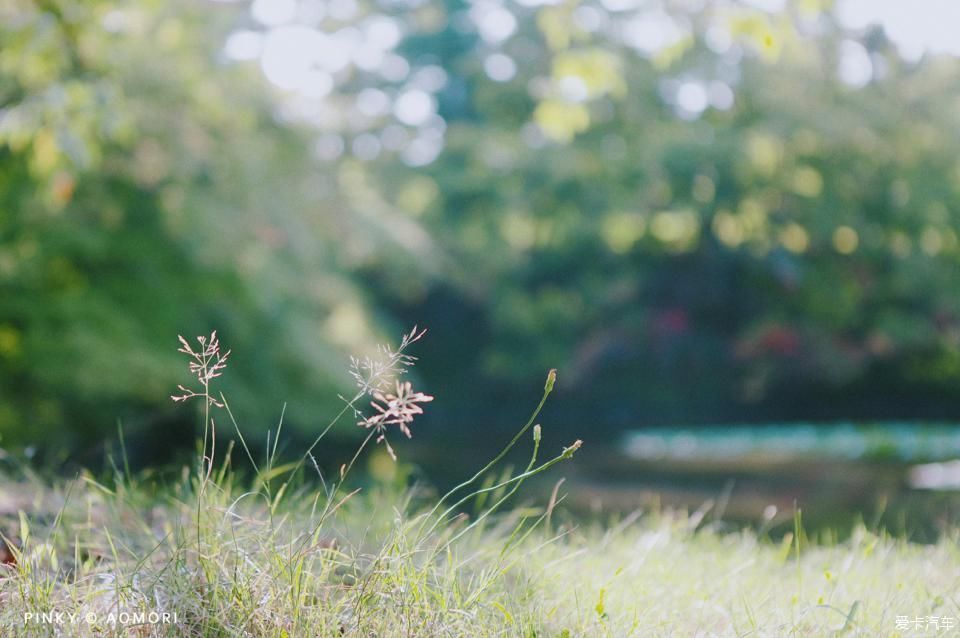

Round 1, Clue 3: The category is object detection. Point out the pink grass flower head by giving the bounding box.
[170,331,230,408]
[360,380,434,460]
[346,326,431,460]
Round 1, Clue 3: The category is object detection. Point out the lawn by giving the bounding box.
[0,466,956,637]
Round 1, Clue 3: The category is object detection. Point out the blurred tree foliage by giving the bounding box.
[322,0,960,429]
[0,0,382,454]
[4,0,960,455]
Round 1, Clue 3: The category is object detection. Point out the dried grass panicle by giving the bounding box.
[170,330,231,408]
[169,326,434,462]
[348,325,426,397]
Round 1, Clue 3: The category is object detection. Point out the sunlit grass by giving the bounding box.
[0,466,956,637]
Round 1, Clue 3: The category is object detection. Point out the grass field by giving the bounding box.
[0,464,957,637]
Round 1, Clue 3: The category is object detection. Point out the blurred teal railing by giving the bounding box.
[622,423,960,463]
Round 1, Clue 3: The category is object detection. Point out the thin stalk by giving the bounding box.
[437,425,542,552]
[416,370,556,536]
[425,438,581,543]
